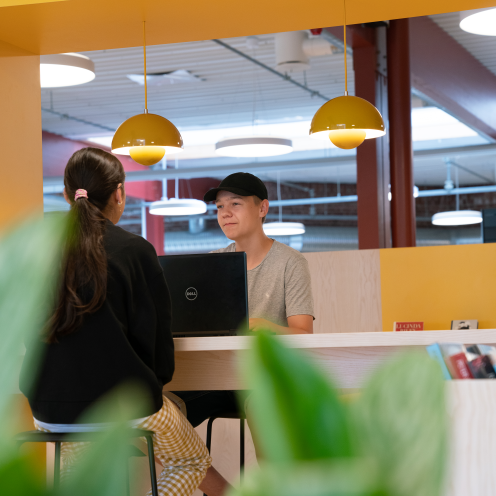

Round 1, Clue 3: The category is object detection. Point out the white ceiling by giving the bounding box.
[41,21,496,187]
[430,12,496,78]
[42,33,349,136]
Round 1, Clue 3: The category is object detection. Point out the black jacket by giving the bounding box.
[19,220,173,423]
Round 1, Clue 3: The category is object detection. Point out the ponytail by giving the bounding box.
[46,148,125,343]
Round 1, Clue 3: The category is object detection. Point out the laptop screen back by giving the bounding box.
[158,252,248,337]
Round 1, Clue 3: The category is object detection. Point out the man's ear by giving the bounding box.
[260,199,269,218]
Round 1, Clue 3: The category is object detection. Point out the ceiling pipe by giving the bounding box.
[43,142,496,193]
[46,182,496,214]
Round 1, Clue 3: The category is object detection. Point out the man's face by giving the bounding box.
[215,190,263,240]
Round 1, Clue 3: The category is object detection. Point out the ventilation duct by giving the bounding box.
[275,31,336,73]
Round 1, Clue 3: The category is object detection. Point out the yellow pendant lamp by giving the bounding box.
[309,1,385,149]
[112,22,183,166]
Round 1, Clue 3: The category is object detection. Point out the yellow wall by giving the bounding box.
[0,0,495,55]
[380,243,496,332]
[0,40,43,230]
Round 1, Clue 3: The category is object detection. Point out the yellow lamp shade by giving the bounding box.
[309,95,385,149]
[112,112,183,166]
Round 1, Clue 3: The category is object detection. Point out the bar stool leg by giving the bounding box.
[203,417,216,496]
[54,441,61,491]
[240,419,245,482]
[145,434,159,496]
[205,417,216,453]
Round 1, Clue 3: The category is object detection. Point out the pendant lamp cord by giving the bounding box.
[143,21,148,112]
[343,0,348,96]
[277,171,282,223]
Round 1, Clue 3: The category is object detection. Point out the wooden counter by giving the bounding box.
[168,330,496,496]
[167,329,496,390]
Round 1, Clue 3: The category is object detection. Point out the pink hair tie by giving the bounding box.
[75,189,88,201]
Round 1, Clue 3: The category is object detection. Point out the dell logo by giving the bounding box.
[185,287,198,301]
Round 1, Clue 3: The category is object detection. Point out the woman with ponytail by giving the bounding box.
[20,148,211,496]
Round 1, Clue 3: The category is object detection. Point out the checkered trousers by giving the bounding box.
[34,394,212,496]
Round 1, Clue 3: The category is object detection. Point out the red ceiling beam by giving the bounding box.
[42,131,162,201]
[42,131,219,202]
[409,15,496,141]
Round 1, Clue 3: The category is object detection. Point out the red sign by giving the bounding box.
[393,322,424,332]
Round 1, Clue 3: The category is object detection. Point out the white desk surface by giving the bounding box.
[168,330,496,391]
[173,329,496,351]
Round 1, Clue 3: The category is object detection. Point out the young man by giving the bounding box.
[207,171,314,334]
[172,172,314,493]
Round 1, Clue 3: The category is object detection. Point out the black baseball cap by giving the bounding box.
[203,172,268,202]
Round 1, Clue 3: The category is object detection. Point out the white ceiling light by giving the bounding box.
[263,172,305,237]
[40,53,95,88]
[149,157,207,216]
[460,8,496,36]
[263,222,306,236]
[215,136,293,157]
[149,198,207,216]
[431,210,482,226]
[126,70,203,86]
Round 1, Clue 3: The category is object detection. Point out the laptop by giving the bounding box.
[158,252,248,337]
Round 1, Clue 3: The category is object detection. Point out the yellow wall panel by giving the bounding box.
[0,0,495,55]
[0,0,68,7]
[0,40,43,230]
[380,243,496,332]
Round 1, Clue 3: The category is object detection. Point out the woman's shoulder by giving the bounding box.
[105,222,161,274]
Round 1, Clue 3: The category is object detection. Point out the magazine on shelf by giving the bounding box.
[393,322,424,332]
[426,343,452,380]
[466,345,496,378]
[477,345,496,373]
[439,343,474,379]
[426,343,496,380]
[451,320,478,330]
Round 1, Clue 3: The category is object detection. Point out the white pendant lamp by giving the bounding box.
[460,8,496,36]
[214,45,293,158]
[40,53,95,88]
[149,158,207,216]
[149,198,207,216]
[215,136,293,158]
[432,210,482,226]
[263,173,305,236]
[263,222,306,236]
[112,22,183,166]
[309,0,385,149]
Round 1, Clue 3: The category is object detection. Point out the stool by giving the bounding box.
[203,412,246,496]
[15,428,158,496]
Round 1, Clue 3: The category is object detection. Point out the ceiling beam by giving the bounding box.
[43,154,357,190]
[42,142,496,192]
[410,16,496,141]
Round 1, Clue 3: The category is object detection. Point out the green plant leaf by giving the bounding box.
[240,332,354,462]
[0,454,49,496]
[53,384,153,496]
[0,215,67,453]
[354,352,448,496]
[228,459,378,496]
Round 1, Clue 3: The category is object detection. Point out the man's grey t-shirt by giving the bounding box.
[212,240,314,326]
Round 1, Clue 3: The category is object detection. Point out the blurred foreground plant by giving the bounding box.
[233,332,448,496]
[0,216,151,496]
